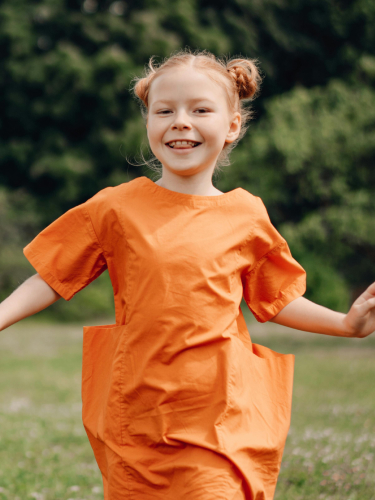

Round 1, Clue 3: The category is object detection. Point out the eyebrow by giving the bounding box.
[151,98,215,106]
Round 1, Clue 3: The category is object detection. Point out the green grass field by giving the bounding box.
[0,311,374,500]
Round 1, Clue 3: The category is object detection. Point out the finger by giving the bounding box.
[355,296,375,316]
[356,282,375,302]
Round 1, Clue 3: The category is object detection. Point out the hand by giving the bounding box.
[343,282,375,338]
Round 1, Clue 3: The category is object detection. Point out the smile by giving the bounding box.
[166,140,201,149]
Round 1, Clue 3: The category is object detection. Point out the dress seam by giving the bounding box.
[246,240,286,278]
[81,204,108,260]
[116,189,135,496]
[215,343,236,452]
[23,246,75,301]
[217,201,255,449]
[235,217,257,286]
[141,176,244,207]
[117,189,135,326]
[252,275,306,323]
[81,203,122,321]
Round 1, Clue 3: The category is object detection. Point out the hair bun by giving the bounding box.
[226,59,262,100]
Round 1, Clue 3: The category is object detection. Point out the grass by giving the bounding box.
[0,307,374,500]
[246,310,375,500]
[0,322,103,500]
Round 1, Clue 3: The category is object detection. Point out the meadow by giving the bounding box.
[0,305,374,500]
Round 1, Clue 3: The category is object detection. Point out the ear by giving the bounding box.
[225,112,241,144]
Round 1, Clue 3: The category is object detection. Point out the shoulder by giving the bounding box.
[237,189,283,244]
[83,177,144,214]
[77,177,145,245]
[237,188,271,220]
[80,177,145,239]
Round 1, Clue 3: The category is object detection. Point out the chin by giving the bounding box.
[164,159,218,175]
[164,166,199,177]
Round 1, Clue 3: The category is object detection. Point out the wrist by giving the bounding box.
[341,315,356,338]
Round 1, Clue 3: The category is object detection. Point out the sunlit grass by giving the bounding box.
[0,307,374,500]
[0,322,104,500]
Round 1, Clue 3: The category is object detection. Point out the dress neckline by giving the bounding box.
[140,176,243,205]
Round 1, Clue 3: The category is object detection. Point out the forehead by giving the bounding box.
[148,66,229,107]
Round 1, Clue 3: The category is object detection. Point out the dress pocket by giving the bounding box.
[218,339,295,455]
[250,342,295,410]
[82,324,130,455]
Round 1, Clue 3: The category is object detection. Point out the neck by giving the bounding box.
[155,168,222,196]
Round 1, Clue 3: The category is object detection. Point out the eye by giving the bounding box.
[195,108,209,114]
[157,109,172,115]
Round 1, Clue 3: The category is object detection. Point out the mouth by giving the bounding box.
[165,140,202,149]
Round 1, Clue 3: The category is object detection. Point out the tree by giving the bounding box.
[222,75,375,310]
[1,0,374,315]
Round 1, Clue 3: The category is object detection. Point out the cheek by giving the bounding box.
[146,125,159,146]
[203,118,227,141]
[147,120,165,145]
[205,130,226,148]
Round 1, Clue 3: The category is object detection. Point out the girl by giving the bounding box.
[0,49,374,500]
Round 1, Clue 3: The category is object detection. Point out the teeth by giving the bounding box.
[167,141,200,148]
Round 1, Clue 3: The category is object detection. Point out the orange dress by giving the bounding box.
[23,176,306,500]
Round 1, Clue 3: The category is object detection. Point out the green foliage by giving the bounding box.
[0,188,42,302]
[1,0,375,217]
[0,0,374,317]
[0,187,115,320]
[223,77,375,310]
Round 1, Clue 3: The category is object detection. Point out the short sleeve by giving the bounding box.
[23,202,107,301]
[242,198,306,323]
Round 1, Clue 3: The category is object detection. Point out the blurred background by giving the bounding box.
[1,2,375,499]
[1,0,375,321]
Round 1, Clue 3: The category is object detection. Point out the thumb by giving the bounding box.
[354,297,375,317]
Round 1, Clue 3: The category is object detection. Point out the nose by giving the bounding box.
[171,110,192,131]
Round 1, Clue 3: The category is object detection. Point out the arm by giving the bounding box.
[270,282,375,338]
[0,273,62,332]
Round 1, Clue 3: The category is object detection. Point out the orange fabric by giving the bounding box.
[23,176,306,499]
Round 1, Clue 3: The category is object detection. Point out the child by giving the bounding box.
[0,49,374,500]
